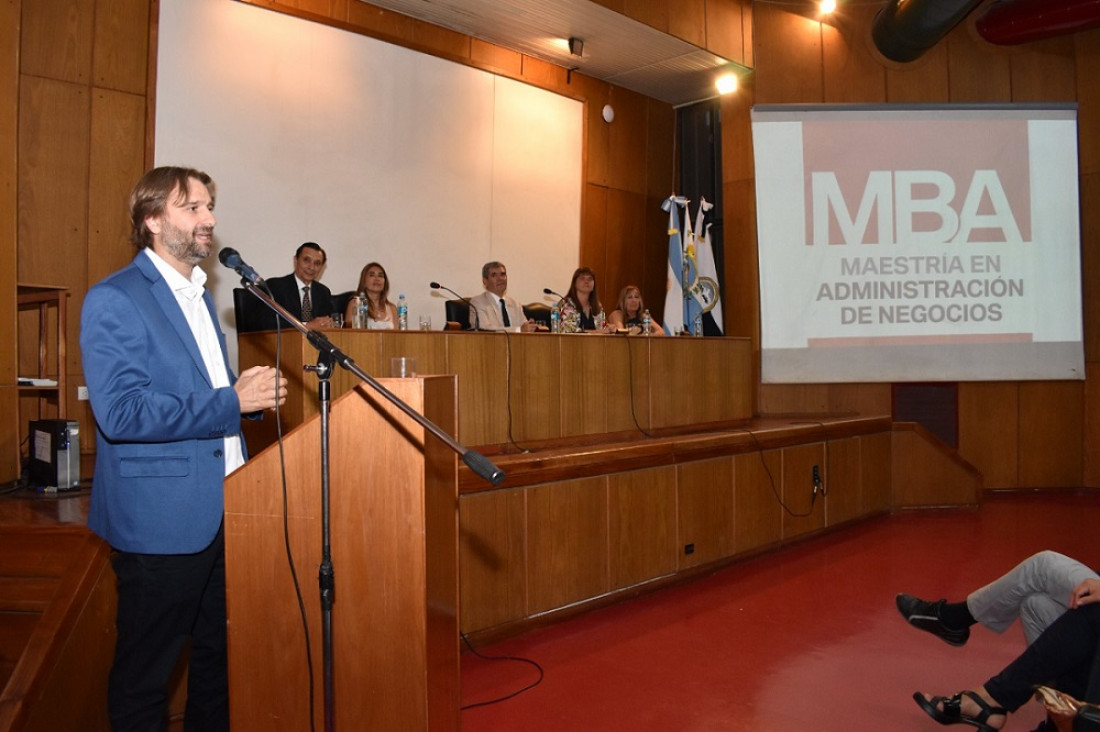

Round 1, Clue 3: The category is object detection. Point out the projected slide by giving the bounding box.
[752,104,1083,383]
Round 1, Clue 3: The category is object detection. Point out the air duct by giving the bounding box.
[975,0,1100,45]
[872,0,1100,63]
[872,0,984,63]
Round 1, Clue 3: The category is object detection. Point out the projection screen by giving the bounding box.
[752,104,1083,383]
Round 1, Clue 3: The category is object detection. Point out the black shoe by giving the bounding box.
[896,593,970,646]
[913,691,1006,731]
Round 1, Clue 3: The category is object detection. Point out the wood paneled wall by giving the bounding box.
[0,3,21,482]
[724,2,1100,491]
[9,0,150,482]
[459,426,892,637]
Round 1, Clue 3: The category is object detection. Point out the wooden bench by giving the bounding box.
[0,523,115,732]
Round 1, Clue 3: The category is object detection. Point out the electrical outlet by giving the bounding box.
[77,385,89,401]
[684,543,695,555]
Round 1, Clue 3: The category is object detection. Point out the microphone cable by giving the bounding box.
[729,425,817,519]
[230,267,315,728]
[269,317,317,732]
[459,632,544,710]
[501,324,535,454]
[622,333,656,438]
[792,419,832,503]
[431,283,532,453]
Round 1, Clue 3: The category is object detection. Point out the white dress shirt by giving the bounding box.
[144,249,246,475]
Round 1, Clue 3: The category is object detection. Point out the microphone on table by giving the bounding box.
[543,287,566,303]
[430,281,480,331]
[219,247,266,286]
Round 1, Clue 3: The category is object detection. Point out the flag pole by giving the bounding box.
[681,198,691,334]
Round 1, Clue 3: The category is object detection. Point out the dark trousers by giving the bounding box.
[985,602,1100,711]
[108,525,229,732]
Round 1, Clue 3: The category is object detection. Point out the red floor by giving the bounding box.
[461,492,1100,730]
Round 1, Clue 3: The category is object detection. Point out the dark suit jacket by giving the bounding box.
[80,252,245,554]
[250,274,333,330]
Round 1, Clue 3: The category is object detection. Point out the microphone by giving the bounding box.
[543,287,566,302]
[430,281,480,331]
[219,247,265,286]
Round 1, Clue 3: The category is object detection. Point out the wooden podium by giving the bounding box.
[223,376,460,730]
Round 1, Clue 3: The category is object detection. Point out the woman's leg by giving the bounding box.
[984,603,1100,711]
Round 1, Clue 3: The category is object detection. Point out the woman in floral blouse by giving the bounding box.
[559,266,612,333]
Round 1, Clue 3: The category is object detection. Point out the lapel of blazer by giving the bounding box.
[278,275,303,319]
[203,288,234,384]
[134,252,216,389]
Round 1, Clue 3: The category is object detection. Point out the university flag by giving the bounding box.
[689,197,724,334]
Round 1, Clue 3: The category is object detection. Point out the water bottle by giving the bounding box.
[550,303,561,333]
[642,309,651,336]
[397,294,408,330]
[693,312,703,337]
[355,292,368,329]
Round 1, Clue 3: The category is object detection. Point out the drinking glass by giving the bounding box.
[390,357,417,377]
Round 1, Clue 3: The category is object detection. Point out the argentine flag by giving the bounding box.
[662,195,688,335]
[664,195,724,335]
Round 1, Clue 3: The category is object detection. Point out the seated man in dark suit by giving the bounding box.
[259,242,334,331]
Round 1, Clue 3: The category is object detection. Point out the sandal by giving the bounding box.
[913,690,1007,731]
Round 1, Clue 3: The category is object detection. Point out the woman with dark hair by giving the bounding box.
[559,266,611,333]
[608,285,664,336]
[346,261,398,329]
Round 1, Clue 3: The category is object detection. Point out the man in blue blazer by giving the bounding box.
[81,166,286,731]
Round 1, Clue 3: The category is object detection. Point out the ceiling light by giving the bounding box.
[819,0,837,14]
[568,37,584,57]
[715,72,739,95]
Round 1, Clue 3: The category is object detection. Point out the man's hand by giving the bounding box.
[235,366,287,412]
[305,315,333,331]
[1070,578,1100,608]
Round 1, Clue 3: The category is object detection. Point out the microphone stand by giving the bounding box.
[235,278,504,732]
[430,282,480,331]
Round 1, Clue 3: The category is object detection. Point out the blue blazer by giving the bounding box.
[81,252,245,554]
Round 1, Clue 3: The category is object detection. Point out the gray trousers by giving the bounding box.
[967,550,1098,644]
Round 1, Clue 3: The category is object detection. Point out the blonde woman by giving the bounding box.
[346,262,398,329]
[608,285,664,335]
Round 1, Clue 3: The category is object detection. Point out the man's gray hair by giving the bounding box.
[482,261,505,279]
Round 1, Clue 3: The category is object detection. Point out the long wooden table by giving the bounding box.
[237,330,755,451]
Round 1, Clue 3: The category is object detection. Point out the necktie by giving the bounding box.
[500,298,511,327]
[301,285,313,322]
